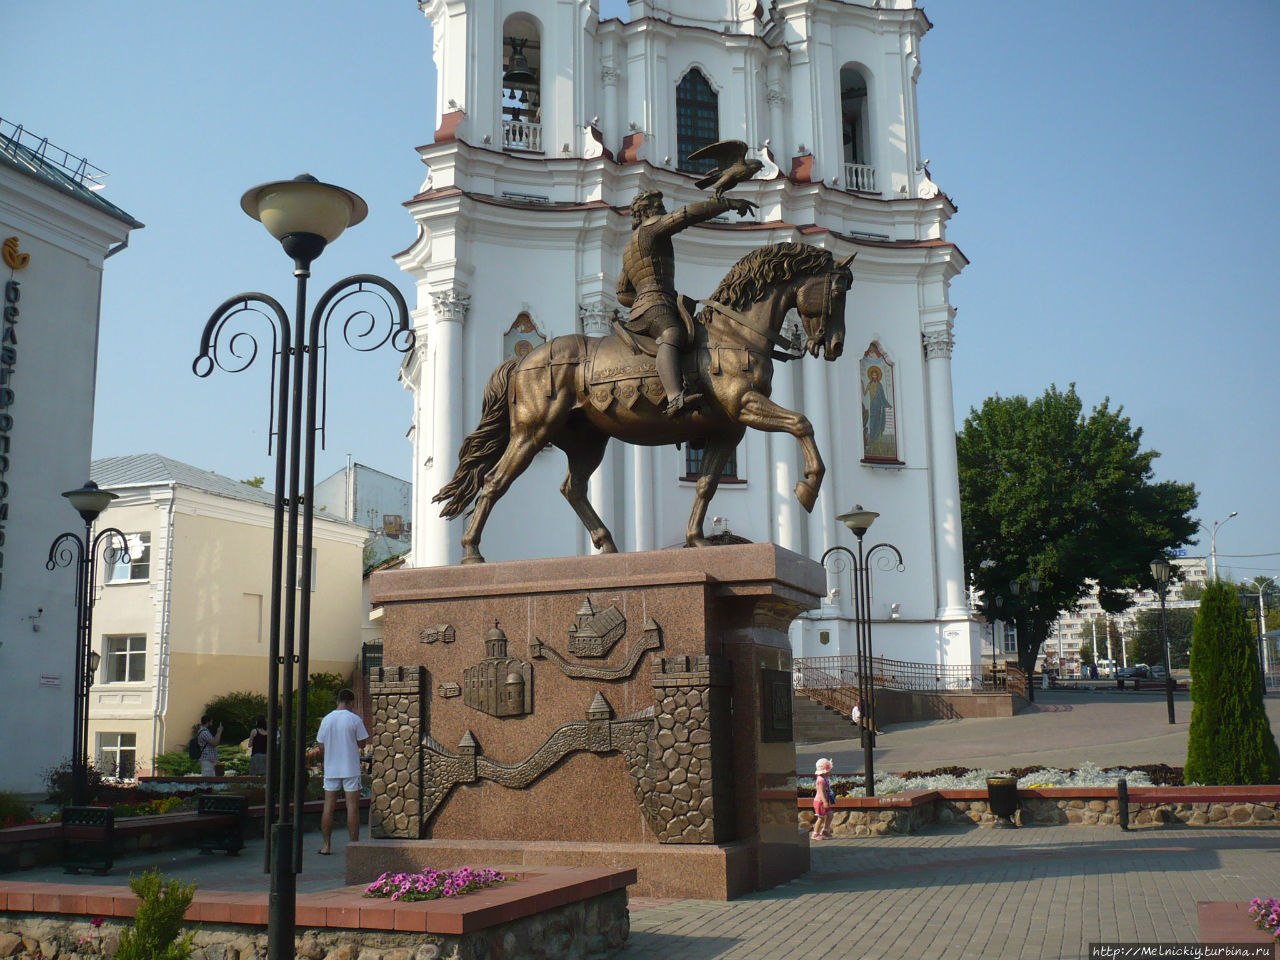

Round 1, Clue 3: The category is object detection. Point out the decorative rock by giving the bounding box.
[1208,805,1228,822]
[0,937,22,959]
[414,944,440,960]
[1229,806,1251,822]
[656,730,676,749]
[661,748,680,770]
[669,766,687,785]
[297,937,326,959]
[1253,806,1275,821]
[1087,800,1106,813]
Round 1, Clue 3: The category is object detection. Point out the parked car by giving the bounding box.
[1117,664,1150,679]
[1149,665,1168,680]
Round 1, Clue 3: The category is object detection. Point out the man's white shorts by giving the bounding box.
[324,776,361,793]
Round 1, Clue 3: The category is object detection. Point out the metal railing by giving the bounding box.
[503,120,543,153]
[0,116,108,189]
[795,654,1010,698]
[843,162,876,193]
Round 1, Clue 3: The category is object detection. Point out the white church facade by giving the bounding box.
[398,0,980,666]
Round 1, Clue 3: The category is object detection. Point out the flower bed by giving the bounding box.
[1249,898,1280,943]
[365,867,507,902]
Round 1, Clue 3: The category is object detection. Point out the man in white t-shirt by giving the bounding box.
[309,689,369,855]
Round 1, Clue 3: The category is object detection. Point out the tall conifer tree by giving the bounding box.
[1185,581,1280,784]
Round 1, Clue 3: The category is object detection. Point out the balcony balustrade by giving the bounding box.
[503,119,543,153]
[844,162,876,193]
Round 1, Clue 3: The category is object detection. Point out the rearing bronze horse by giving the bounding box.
[435,242,852,563]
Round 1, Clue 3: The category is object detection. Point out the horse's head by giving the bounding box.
[794,253,853,360]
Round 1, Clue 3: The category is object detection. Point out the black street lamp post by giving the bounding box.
[194,175,412,960]
[820,505,903,798]
[46,481,128,806]
[1150,558,1175,724]
[1008,577,1040,702]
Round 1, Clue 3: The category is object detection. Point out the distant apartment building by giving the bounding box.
[86,455,368,777]
[1044,556,1209,673]
[313,461,412,567]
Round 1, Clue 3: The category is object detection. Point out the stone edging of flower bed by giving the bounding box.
[0,864,634,960]
[798,786,1280,836]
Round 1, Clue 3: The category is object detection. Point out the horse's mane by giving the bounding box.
[704,242,836,312]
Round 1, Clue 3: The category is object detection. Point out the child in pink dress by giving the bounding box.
[811,757,834,840]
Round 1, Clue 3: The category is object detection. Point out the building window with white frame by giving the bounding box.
[1001,622,1018,655]
[104,635,146,683]
[682,445,739,482]
[105,533,150,583]
[295,547,317,590]
[98,732,136,779]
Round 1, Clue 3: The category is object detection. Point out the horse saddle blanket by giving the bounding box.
[584,336,666,411]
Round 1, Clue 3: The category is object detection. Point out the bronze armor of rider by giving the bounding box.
[616,190,738,415]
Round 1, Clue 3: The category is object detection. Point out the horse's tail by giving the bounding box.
[432,357,518,520]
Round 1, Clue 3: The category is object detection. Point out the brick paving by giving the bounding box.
[623,824,1280,960]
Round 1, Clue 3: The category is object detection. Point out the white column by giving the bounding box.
[631,445,655,552]
[422,288,470,567]
[581,301,616,553]
[601,59,620,158]
[923,328,968,618]
[771,342,803,555]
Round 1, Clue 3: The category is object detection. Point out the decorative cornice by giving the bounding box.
[430,288,471,323]
[922,328,954,360]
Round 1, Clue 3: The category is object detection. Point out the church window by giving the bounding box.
[676,69,719,174]
[840,66,875,192]
[683,445,739,481]
[502,17,542,153]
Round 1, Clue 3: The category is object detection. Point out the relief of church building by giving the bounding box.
[462,621,533,717]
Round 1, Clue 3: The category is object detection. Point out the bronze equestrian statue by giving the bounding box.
[435,143,852,563]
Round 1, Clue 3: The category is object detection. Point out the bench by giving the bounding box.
[61,807,114,875]
[196,795,247,856]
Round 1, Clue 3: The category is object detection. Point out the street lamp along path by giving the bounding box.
[46,480,129,806]
[194,174,412,960]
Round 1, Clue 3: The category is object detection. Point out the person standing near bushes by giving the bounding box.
[244,716,269,776]
[308,689,369,855]
[197,716,223,777]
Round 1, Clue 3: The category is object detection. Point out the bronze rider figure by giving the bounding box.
[617,189,756,416]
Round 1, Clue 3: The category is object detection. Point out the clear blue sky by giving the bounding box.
[4,1,1277,580]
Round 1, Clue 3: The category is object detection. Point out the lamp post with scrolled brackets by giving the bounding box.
[820,505,904,798]
[1150,558,1176,724]
[193,175,413,960]
[46,481,129,807]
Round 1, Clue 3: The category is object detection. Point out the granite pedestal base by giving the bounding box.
[367,543,822,899]
[347,837,774,900]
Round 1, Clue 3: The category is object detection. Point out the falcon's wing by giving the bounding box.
[687,139,749,166]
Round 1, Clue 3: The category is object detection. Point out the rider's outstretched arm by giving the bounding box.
[655,197,731,236]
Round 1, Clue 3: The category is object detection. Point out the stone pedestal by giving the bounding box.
[350,543,821,899]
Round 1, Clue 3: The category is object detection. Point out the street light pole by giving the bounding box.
[1201,511,1238,581]
[1245,576,1277,688]
[194,175,413,960]
[46,481,128,806]
[823,505,903,798]
[1149,558,1175,724]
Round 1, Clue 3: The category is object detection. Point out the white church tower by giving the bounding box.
[398,0,980,666]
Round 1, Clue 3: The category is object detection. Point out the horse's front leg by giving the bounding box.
[735,390,824,513]
[685,438,737,547]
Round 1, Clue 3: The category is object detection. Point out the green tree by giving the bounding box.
[114,869,196,960]
[958,385,1198,679]
[1185,581,1280,784]
[241,476,266,488]
[1180,582,1205,602]
[201,690,269,746]
[1128,607,1195,669]
[1076,642,1095,670]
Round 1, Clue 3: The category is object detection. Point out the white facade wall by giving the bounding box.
[400,0,979,666]
[0,157,137,794]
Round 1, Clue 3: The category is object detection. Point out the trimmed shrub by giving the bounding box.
[200,691,269,746]
[1185,580,1280,784]
[0,792,32,828]
[152,751,199,777]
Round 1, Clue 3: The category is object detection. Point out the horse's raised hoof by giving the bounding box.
[795,480,818,513]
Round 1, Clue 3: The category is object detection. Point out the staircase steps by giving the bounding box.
[792,691,858,744]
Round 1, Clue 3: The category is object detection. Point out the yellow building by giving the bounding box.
[87,454,369,776]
